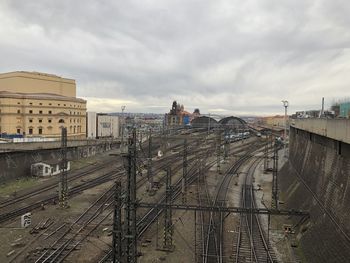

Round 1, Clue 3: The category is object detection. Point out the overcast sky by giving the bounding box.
[1,0,350,116]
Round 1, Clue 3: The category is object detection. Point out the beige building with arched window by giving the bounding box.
[0,71,86,138]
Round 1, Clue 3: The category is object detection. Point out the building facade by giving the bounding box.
[0,71,86,138]
[340,102,350,118]
[86,112,119,139]
[261,115,289,128]
[0,71,76,97]
[86,112,97,138]
[165,101,192,127]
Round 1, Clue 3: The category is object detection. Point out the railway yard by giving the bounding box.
[0,127,308,263]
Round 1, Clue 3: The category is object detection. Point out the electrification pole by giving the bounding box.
[121,105,126,150]
[272,138,279,209]
[216,129,221,173]
[112,181,122,263]
[59,127,68,208]
[163,167,174,251]
[124,128,137,263]
[182,139,188,203]
[147,128,153,192]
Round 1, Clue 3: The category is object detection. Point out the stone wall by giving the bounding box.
[0,141,119,183]
[279,126,350,262]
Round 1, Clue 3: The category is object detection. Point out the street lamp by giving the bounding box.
[281,100,289,158]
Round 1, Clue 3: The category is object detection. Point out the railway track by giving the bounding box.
[0,168,124,224]
[233,156,277,263]
[97,143,219,262]
[28,140,214,263]
[0,139,205,225]
[202,142,263,263]
[0,160,119,210]
[96,136,260,262]
[33,187,115,263]
[17,133,255,262]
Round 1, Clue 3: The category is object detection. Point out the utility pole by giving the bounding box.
[272,138,279,209]
[124,128,137,263]
[112,181,122,263]
[59,127,68,208]
[163,167,174,251]
[147,129,153,192]
[182,139,188,203]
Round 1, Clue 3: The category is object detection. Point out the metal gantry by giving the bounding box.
[59,127,68,208]
[111,127,308,263]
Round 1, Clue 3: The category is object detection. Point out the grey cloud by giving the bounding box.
[1,0,350,115]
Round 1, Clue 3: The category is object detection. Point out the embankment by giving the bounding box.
[279,126,350,262]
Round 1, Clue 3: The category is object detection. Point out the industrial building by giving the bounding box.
[0,71,87,138]
[86,112,119,139]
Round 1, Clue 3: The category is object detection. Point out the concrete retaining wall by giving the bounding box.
[279,126,350,262]
[291,118,350,144]
[0,141,119,183]
[0,138,120,152]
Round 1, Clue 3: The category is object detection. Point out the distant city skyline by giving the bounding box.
[1,1,349,116]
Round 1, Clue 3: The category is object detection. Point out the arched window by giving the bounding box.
[58,119,65,123]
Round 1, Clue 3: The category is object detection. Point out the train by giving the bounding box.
[225,131,250,141]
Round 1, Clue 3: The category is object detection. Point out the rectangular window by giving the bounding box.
[29,102,33,105]
[48,110,52,114]
[39,119,43,123]
[17,129,20,134]
[39,110,43,114]
[29,128,33,135]
[29,119,33,123]
[48,119,52,123]
[17,109,21,114]
[29,110,33,114]
[38,128,42,135]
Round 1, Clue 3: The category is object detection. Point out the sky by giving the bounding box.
[1,0,350,116]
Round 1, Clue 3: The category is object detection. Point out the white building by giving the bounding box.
[86,112,120,139]
[86,112,97,138]
[31,161,71,177]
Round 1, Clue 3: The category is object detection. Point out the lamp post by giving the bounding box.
[281,100,289,158]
